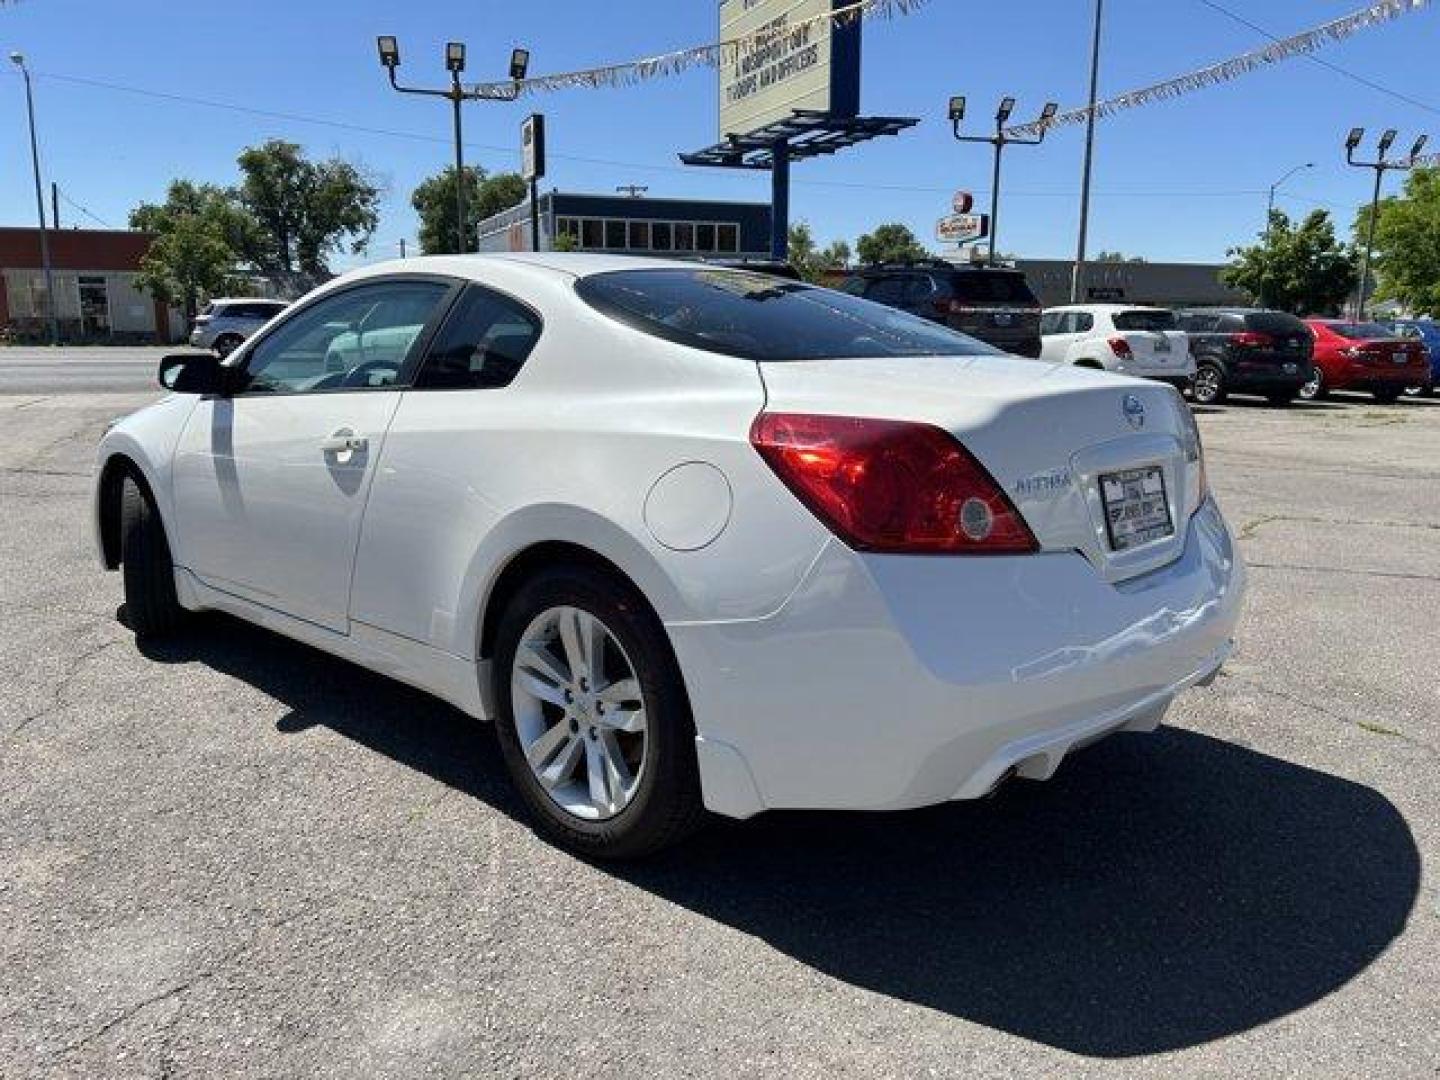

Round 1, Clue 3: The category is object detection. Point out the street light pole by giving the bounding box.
[1345,127,1424,319]
[10,53,59,346]
[377,37,530,255]
[1265,162,1314,236]
[1070,0,1104,303]
[950,96,1058,267]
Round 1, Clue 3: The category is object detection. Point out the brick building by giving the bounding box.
[0,227,180,343]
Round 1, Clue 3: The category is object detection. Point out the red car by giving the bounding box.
[1302,319,1429,402]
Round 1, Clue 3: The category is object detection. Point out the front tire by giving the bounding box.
[1298,367,1326,401]
[492,566,704,859]
[1190,363,1226,405]
[119,477,185,638]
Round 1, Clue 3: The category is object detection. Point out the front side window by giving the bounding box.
[1040,311,1064,335]
[1074,312,1095,333]
[239,280,449,394]
[576,268,1000,362]
[415,285,542,390]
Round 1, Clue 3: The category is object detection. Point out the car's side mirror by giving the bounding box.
[158,351,232,395]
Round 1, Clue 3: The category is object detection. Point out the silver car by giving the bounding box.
[189,298,289,357]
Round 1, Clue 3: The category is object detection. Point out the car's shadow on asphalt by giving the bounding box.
[135,610,1421,1060]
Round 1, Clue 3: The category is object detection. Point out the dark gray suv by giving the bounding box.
[841,261,1043,357]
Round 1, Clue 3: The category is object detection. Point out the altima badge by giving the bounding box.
[1122,394,1146,430]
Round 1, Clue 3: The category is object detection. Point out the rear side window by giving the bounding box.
[416,285,542,390]
[863,277,908,305]
[1040,312,1064,334]
[948,273,1038,305]
[576,268,999,361]
[1243,312,1308,335]
[1180,312,1219,333]
[1113,309,1177,331]
[1331,322,1395,340]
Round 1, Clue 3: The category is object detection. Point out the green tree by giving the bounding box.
[1095,250,1146,263]
[856,222,927,266]
[234,140,381,277]
[820,239,852,272]
[412,167,527,255]
[129,180,255,319]
[787,223,854,282]
[1221,210,1358,315]
[1355,166,1440,314]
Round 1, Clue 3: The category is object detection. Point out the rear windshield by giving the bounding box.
[1243,311,1308,335]
[948,272,1038,305]
[575,269,1000,361]
[1113,309,1177,332]
[1330,322,1395,340]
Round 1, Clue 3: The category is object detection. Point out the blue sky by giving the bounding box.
[2,0,1436,268]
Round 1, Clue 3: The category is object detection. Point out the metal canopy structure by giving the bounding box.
[680,110,918,260]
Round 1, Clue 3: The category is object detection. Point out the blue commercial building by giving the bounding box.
[475,191,773,259]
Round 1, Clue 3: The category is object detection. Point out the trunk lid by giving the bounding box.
[1118,329,1189,372]
[758,355,1203,583]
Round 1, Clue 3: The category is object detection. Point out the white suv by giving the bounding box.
[1040,305,1194,388]
[189,298,289,357]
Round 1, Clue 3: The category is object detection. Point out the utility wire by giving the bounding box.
[10,66,1346,210]
[55,187,112,228]
[1194,0,1440,118]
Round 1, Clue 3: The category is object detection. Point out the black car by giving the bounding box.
[841,261,1043,357]
[1176,308,1315,406]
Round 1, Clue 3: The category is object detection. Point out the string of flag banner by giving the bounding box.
[467,0,930,98]
[1004,0,1435,140]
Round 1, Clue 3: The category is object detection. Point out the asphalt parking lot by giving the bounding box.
[2,348,1437,1078]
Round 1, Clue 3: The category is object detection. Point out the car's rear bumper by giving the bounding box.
[1333,361,1428,388]
[670,498,1245,819]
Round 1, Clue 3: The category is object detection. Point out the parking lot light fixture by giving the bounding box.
[510,48,531,82]
[1345,126,1420,318]
[377,37,532,254]
[377,36,400,69]
[951,95,1055,268]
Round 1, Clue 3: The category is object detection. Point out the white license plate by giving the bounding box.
[1100,466,1174,551]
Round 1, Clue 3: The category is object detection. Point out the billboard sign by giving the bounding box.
[718,0,861,140]
[521,114,546,182]
[936,213,989,245]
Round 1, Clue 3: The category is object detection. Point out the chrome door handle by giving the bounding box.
[319,431,367,455]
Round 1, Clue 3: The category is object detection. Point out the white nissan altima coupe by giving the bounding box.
[94,254,1244,858]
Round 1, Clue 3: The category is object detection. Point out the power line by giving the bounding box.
[1194,0,1440,118]
[56,187,112,228]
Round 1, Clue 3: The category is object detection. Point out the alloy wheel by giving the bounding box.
[1298,367,1323,401]
[1191,366,1222,404]
[509,605,648,821]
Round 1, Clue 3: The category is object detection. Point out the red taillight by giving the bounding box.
[749,413,1038,555]
[1108,336,1133,359]
[1232,331,1274,348]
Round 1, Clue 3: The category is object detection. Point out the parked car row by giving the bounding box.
[837,263,1436,407]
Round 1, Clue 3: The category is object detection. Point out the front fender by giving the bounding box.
[92,394,199,569]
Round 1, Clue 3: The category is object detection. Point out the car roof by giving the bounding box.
[1043,304,1167,312]
[211,297,287,306]
[343,252,719,284]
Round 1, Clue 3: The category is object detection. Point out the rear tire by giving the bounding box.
[492,565,704,859]
[119,477,185,639]
[1190,363,1226,405]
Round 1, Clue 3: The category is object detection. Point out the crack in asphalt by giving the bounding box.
[0,465,90,479]
[1229,674,1437,757]
[2,639,126,750]
[1245,561,1440,584]
[49,902,323,1062]
[1239,513,1440,539]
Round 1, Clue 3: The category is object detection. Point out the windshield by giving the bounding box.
[575,269,1000,361]
[1330,322,1395,340]
[1113,309,1177,332]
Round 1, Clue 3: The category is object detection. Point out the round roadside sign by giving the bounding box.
[952,191,974,214]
